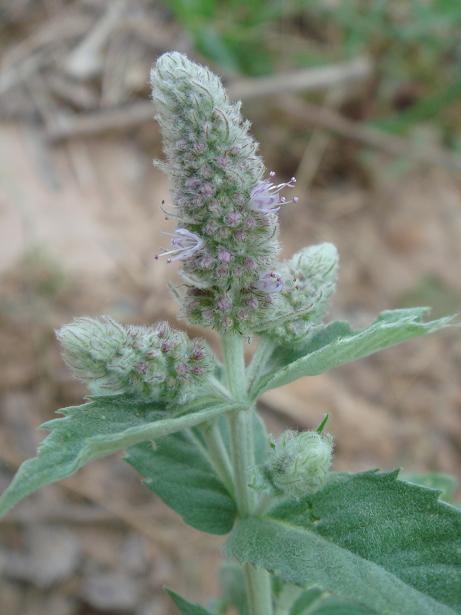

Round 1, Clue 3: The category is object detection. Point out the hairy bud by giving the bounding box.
[255,243,339,344]
[56,317,212,405]
[151,52,291,332]
[265,430,333,498]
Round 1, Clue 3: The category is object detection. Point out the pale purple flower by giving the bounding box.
[176,363,189,376]
[217,295,232,311]
[190,347,205,361]
[218,248,232,263]
[198,254,214,269]
[249,172,298,214]
[256,271,284,293]
[155,228,204,263]
[244,257,257,270]
[225,212,242,226]
[185,177,201,190]
[201,183,213,197]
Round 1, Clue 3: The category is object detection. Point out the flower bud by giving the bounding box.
[255,243,339,344]
[265,430,333,498]
[56,317,212,405]
[151,52,290,332]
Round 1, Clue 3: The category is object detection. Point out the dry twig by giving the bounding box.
[46,56,372,141]
[295,87,346,188]
[229,56,371,101]
[280,95,461,172]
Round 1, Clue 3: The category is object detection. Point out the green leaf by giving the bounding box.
[166,588,215,615]
[288,589,324,614]
[227,470,461,614]
[125,430,236,535]
[284,585,379,614]
[251,308,455,397]
[303,595,379,615]
[0,394,242,517]
[124,409,267,535]
[402,472,458,502]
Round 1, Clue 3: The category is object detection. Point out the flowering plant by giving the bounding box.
[1,52,460,615]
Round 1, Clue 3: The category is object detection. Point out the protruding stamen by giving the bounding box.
[249,174,299,214]
[155,228,204,262]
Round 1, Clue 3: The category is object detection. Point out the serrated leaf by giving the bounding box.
[250,308,455,397]
[402,472,458,502]
[125,430,236,535]
[166,588,215,615]
[227,470,461,614]
[0,394,242,517]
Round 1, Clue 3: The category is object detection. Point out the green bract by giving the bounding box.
[264,430,333,498]
[256,243,339,344]
[0,51,459,615]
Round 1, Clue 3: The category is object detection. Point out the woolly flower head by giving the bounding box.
[57,317,212,405]
[256,243,339,344]
[265,430,333,498]
[151,52,298,333]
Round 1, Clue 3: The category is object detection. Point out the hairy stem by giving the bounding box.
[244,563,274,615]
[246,337,274,394]
[222,334,254,515]
[222,333,273,615]
[198,420,235,497]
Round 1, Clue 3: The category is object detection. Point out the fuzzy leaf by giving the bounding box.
[402,472,458,502]
[280,586,378,614]
[302,596,379,615]
[125,430,236,535]
[0,394,241,517]
[250,308,455,397]
[166,589,215,615]
[227,470,461,614]
[124,410,267,535]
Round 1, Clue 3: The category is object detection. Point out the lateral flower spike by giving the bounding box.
[256,242,339,344]
[57,317,212,405]
[265,430,333,499]
[151,52,298,333]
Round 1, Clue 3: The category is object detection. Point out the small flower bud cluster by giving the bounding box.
[265,430,333,499]
[152,52,290,332]
[56,317,212,405]
[258,243,339,345]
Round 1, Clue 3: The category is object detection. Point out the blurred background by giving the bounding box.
[0,0,460,613]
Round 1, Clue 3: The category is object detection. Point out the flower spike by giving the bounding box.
[151,52,283,332]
